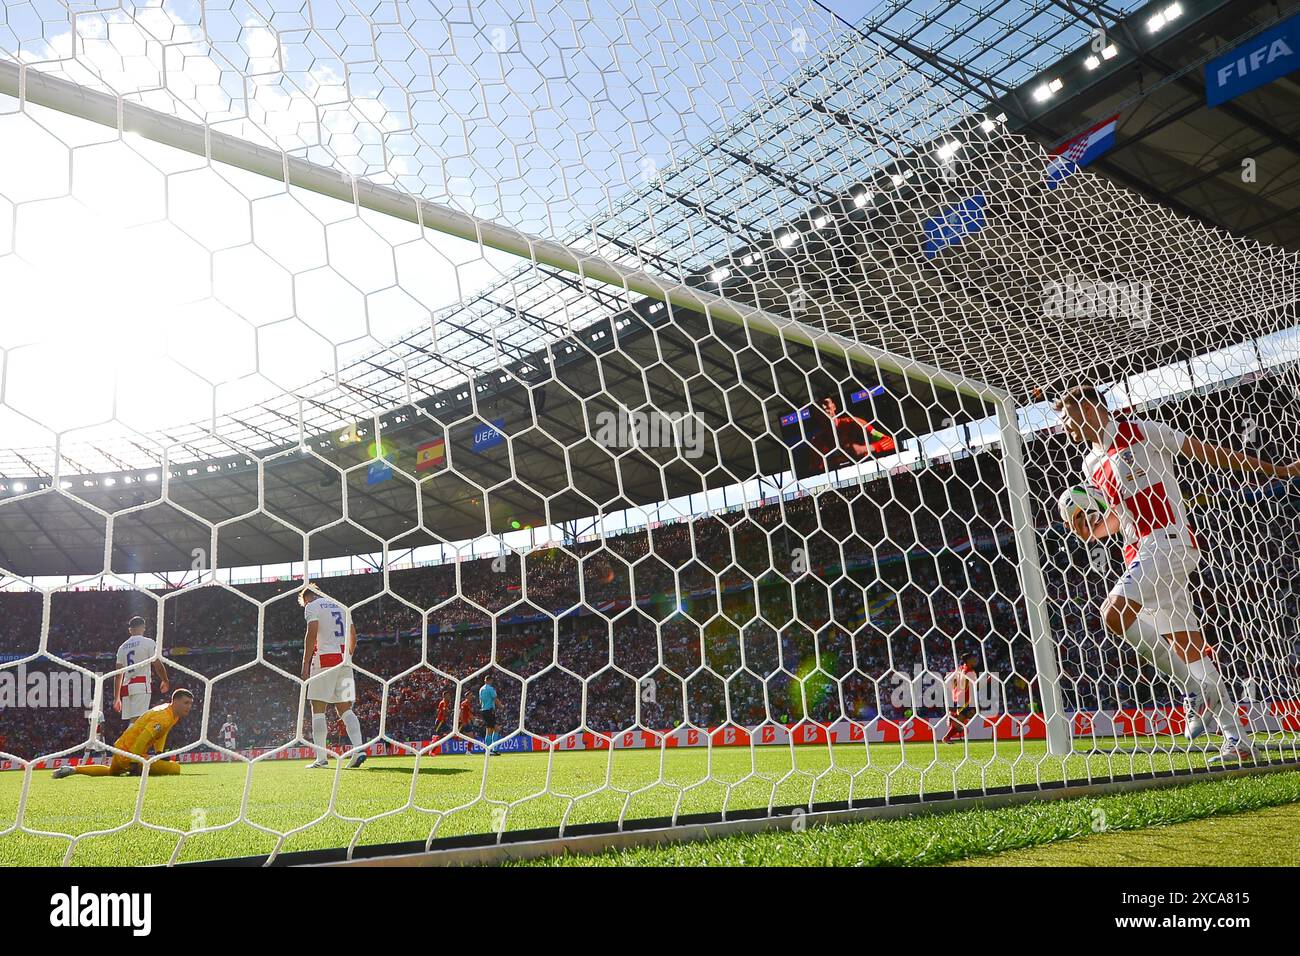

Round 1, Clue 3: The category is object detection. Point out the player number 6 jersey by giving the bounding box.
[116,635,157,696]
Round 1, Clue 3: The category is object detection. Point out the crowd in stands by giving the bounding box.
[3,412,1297,761]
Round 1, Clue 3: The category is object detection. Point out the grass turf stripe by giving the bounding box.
[513,769,1300,866]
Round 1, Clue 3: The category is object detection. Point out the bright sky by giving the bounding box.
[0,110,518,441]
[0,0,849,451]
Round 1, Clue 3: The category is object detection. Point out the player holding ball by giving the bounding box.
[1054,384,1300,764]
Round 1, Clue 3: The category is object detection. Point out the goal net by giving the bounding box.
[0,1,1297,865]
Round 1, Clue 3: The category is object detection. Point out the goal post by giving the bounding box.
[995,395,1072,755]
[0,48,1081,780]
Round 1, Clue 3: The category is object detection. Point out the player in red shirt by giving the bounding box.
[1056,385,1300,763]
[434,696,449,738]
[457,694,474,747]
[941,656,979,743]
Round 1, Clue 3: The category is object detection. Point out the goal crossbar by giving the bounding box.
[0,56,1073,756]
[1,58,995,403]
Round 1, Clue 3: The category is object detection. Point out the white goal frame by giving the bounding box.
[0,56,1074,762]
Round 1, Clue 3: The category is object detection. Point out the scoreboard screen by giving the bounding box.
[778,385,896,478]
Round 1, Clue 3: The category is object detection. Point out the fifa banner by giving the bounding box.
[8,705,1298,770]
[1206,12,1300,107]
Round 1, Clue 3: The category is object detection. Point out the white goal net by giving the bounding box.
[0,1,1298,865]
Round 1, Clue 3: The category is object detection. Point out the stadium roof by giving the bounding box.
[986,0,1300,251]
[0,316,982,577]
[1,0,1126,480]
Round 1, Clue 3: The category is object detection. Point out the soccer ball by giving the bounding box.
[1057,485,1109,524]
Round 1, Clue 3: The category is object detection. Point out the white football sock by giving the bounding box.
[341,710,363,749]
[311,714,329,761]
[1121,614,1192,686]
[1187,657,1241,742]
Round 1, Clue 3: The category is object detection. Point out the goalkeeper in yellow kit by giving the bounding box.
[52,689,194,778]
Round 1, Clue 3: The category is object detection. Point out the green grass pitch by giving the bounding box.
[946,802,1300,867]
[1,738,1295,866]
[519,768,1300,867]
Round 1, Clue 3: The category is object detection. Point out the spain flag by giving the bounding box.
[416,438,446,472]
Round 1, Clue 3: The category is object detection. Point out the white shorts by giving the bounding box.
[306,662,355,704]
[120,693,150,721]
[1109,544,1201,633]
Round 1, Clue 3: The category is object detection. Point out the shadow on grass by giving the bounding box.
[361,765,473,777]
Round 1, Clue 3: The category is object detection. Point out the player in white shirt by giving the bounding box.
[1056,385,1300,764]
[220,715,238,752]
[299,585,367,769]
[114,616,168,723]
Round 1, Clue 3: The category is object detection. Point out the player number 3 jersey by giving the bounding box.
[304,597,351,668]
[1082,416,1197,563]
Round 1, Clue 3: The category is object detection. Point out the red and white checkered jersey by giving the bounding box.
[304,597,351,665]
[220,721,237,740]
[1082,417,1197,564]
[116,635,156,697]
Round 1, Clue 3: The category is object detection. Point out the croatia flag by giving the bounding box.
[1045,114,1120,188]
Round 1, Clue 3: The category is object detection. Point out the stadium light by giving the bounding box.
[709,267,730,283]
[1084,46,1118,70]
[812,214,829,229]
[741,253,758,266]
[979,118,997,133]
[1148,3,1182,32]
[1032,77,1064,102]
[853,191,872,206]
[935,139,963,161]
[777,231,797,248]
